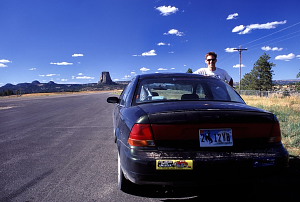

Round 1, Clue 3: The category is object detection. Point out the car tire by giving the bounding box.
[118,153,132,192]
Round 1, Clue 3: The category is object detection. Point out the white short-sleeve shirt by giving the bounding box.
[193,68,232,83]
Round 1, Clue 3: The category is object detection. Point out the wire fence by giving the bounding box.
[239,90,300,97]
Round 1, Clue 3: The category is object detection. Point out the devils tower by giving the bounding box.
[99,71,115,85]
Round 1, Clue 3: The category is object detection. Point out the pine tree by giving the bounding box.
[186,68,193,73]
[242,53,275,91]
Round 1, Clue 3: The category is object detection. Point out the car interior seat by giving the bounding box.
[181,94,199,100]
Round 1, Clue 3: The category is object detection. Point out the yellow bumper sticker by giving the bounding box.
[156,160,193,170]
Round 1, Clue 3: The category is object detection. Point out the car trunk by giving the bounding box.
[138,101,279,151]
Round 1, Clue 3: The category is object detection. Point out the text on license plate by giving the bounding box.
[199,128,233,147]
[156,160,193,170]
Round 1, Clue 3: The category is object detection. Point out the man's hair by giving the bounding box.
[205,52,217,59]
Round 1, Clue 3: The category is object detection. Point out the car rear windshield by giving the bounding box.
[134,77,245,104]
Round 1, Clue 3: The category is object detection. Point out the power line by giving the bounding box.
[247,29,300,50]
[241,21,300,47]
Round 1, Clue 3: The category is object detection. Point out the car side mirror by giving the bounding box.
[107,96,120,104]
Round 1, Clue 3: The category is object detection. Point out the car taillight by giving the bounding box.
[268,122,282,143]
[128,124,155,147]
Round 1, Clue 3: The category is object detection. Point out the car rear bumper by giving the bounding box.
[120,143,289,186]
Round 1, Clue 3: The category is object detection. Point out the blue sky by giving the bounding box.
[1,0,300,86]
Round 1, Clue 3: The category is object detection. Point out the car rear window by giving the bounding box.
[134,77,245,104]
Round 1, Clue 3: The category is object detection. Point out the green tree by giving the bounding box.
[241,72,258,90]
[297,69,300,78]
[186,68,193,73]
[241,53,275,91]
[0,90,14,96]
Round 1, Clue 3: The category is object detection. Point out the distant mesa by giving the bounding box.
[31,80,41,85]
[0,71,126,96]
[48,81,56,85]
[3,83,14,87]
[99,71,116,85]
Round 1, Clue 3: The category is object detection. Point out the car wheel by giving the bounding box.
[118,153,131,191]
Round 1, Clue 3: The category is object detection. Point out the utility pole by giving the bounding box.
[233,46,247,92]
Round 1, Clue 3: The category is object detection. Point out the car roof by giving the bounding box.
[137,73,212,80]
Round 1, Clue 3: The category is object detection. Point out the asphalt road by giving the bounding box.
[0,93,299,202]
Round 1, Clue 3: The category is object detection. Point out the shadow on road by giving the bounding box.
[0,169,54,202]
[124,155,300,202]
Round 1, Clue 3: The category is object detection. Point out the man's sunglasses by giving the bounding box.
[207,59,216,62]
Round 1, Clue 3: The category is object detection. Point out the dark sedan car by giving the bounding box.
[107,73,289,191]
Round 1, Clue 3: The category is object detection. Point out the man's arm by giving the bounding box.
[220,68,233,87]
[229,78,233,87]
[193,68,202,74]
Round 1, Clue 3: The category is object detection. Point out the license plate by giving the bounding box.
[199,128,233,147]
[156,160,193,170]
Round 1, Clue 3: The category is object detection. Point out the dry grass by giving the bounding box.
[243,95,300,156]
[243,95,300,112]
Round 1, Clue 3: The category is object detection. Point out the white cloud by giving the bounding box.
[171,68,175,70]
[225,48,238,53]
[50,62,73,66]
[261,46,272,51]
[271,47,283,51]
[72,53,84,57]
[155,5,179,16]
[158,68,168,71]
[238,28,252,35]
[61,79,68,82]
[164,29,184,36]
[227,13,238,20]
[297,55,300,59]
[76,76,95,79]
[249,21,287,29]
[233,20,287,34]
[47,74,58,77]
[140,67,150,72]
[142,50,157,56]
[157,42,170,46]
[0,59,12,63]
[232,25,245,33]
[233,64,246,68]
[0,59,11,68]
[275,53,295,61]
[29,68,37,71]
[0,63,8,68]
[261,46,283,51]
[39,74,59,77]
[78,73,83,75]
[133,50,157,57]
